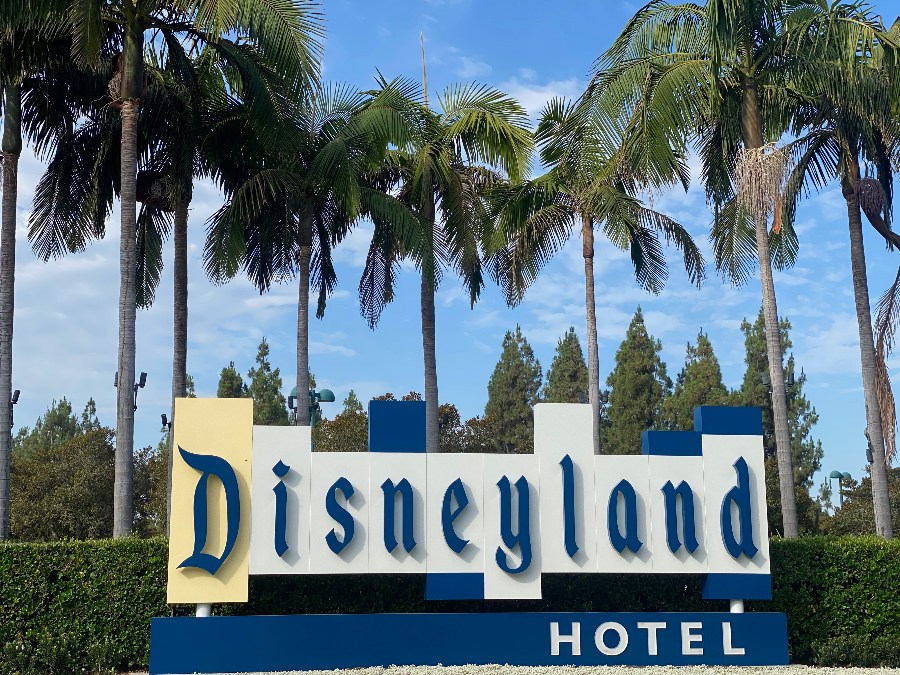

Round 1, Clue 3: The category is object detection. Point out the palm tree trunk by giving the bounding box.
[166,197,189,535]
[114,97,139,538]
[0,82,22,540]
[421,270,439,453]
[741,77,798,538]
[296,208,313,426]
[582,213,601,454]
[842,155,893,538]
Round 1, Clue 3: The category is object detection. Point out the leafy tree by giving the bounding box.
[605,307,671,454]
[184,374,197,398]
[661,331,728,430]
[828,467,900,536]
[217,361,247,399]
[359,76,532,454]
[484,325,542,454]
[247,338,289,426]
[314,390,368,453]
[12,398,100,459]
[543,327,589,404]
[9,428,115,540]
[733,309,825,533]
[134,436,168,538]
[440,405,496,454]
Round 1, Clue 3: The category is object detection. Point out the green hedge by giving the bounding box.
[1,536,899,673]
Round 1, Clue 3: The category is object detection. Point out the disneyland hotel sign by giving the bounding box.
[149,399,788,674]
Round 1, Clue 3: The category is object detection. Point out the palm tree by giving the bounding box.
[27,0,322,536]
[779,4,900,537]
[0,80,20,542]
[358,77,533,453]
[592,0,809,536]
[484,98,704,454]
[205,80,420,431]
[0,25,105,538]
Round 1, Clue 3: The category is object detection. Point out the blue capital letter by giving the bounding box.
[442,478,470,553]
[608,479,643,554]
[382,478,417,553]
[496,475,532,574]
[662,480,699,554]
[721,457,758,559]
[325,477,356,554]
[177,447,241,575]
[560,454,579,557]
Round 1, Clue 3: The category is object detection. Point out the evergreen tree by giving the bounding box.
[314,390,368,453]
[9,428,116,540]
[733,309,825,533]
[605,307,671,454]
[217,361,247,398]
[544,327,589,403]
[184,375,197,398]
[661,331,728,430]
[484,326,542,453]
[13,398,101,459]
[247,338,290,425]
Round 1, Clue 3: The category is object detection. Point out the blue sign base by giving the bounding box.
[150,612,788,673]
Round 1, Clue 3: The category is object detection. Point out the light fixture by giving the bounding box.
[133,372,148,411]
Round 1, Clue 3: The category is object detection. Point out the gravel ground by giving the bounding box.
[136,665,900,675]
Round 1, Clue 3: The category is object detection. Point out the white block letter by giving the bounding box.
[637,621,666,656]
[550,622,581,656]
[681,622,703,656]
[723,622,745,656]
[595,622,628,656]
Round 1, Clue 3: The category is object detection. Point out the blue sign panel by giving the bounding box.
[150,612,789,674]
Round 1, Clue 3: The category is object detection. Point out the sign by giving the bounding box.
[150,612,788,673]
[153,400,788,672]
[167,400,770,602]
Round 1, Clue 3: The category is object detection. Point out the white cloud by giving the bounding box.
[499,76,582,117]
[455,56,492,78]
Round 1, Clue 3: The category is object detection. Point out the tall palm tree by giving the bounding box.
[779,3,899,537]
[485,98,704,454]
[0,24,104,538]
[0,81,19,542]
[27,0,322,536]
[592,0,810,536]
[358,77,533,453]
[205,80,420,430]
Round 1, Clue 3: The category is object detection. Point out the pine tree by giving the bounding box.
[733,309,825,533]
[544,327,589,403]
[661,331,729,430]
[217,361,247,398]
[605,307,671,454]
[247,338,290,425]
[13,398,101,459]
[484,325,542,453]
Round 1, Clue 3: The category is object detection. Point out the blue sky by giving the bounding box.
[8,0,900,503]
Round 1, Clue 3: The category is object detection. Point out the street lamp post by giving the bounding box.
[828,470,852,505]
[287,386,335,433]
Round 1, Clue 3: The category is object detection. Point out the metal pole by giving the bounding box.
[196,603,211,617]
[729,599,744,613]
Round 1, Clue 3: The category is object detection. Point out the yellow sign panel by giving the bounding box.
[167,398,253,603]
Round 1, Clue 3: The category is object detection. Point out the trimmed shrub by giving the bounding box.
[2,535,900,672]
[0,538,168,674]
